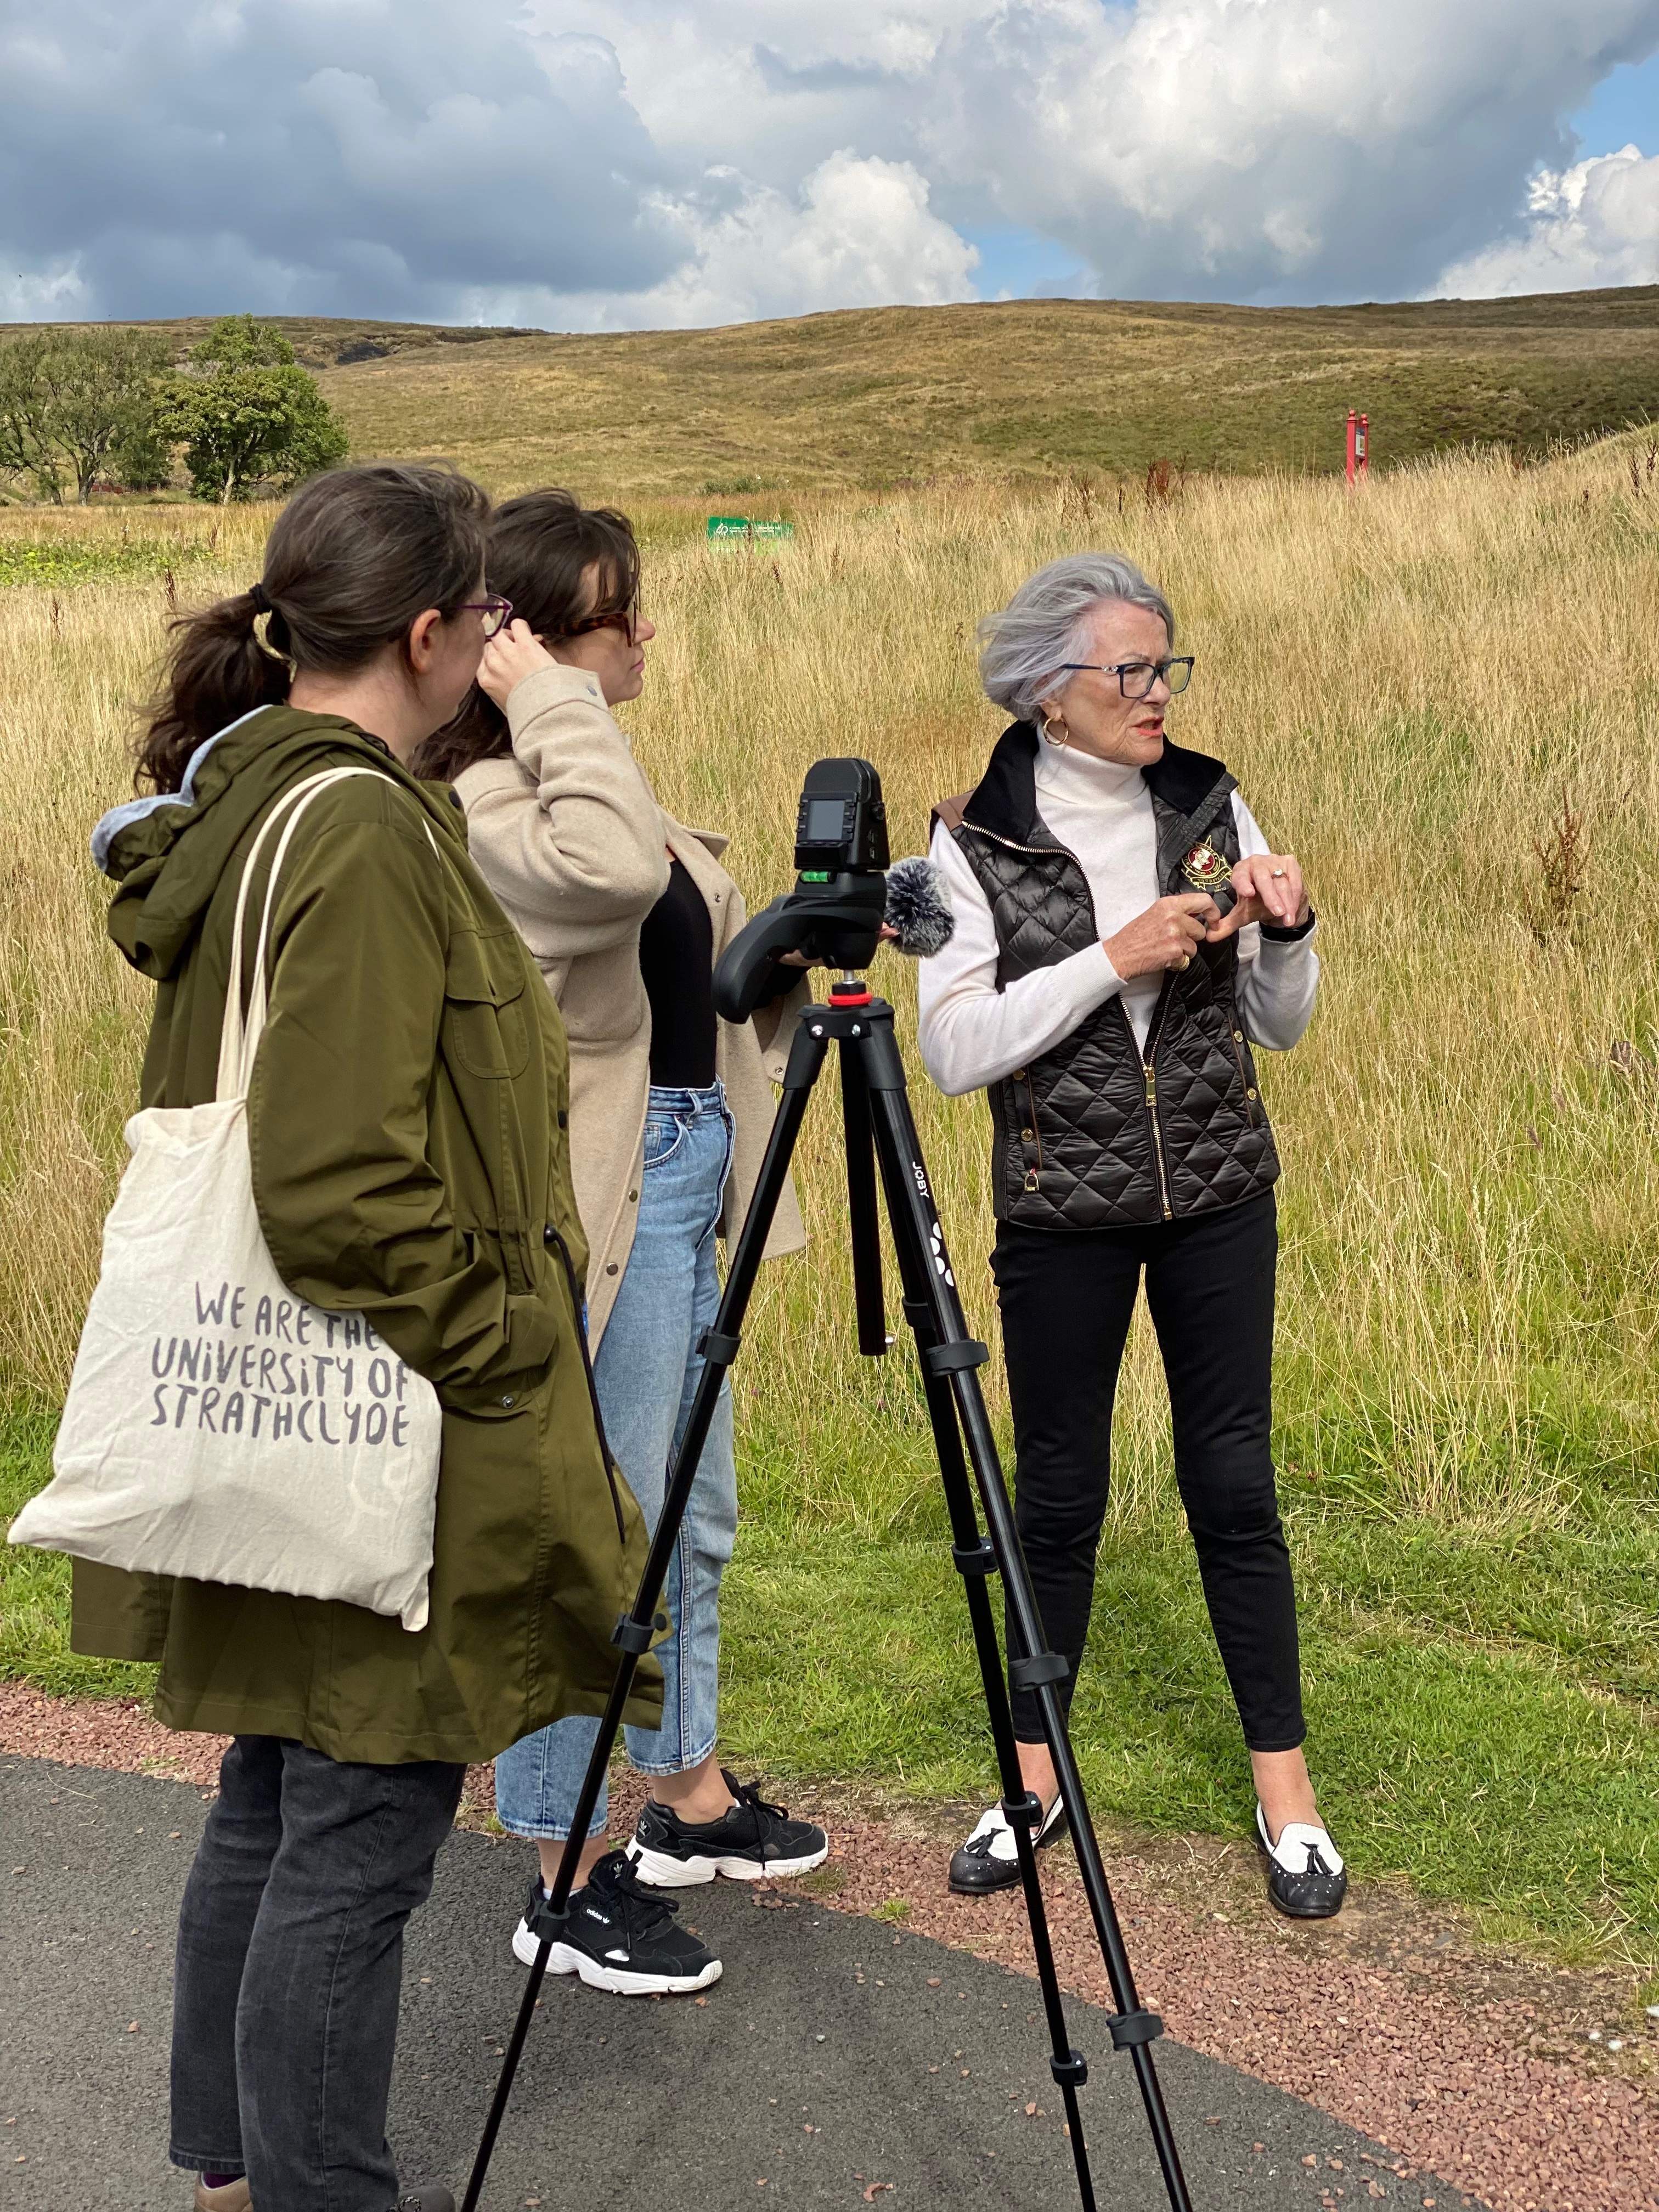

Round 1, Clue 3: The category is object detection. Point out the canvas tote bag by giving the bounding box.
[10,767,444,1629]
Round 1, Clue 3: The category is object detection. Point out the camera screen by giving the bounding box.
[802,797,848,843]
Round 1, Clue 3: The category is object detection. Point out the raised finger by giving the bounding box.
[1204,900,1251,943]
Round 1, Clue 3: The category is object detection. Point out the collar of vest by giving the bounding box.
[955,721,1236,847]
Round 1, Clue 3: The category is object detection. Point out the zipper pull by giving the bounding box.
[1144,1067,1156,1105]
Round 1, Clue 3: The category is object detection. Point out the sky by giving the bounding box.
[1,1,1655,332]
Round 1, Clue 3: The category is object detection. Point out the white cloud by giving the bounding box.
[1435,145,1659,294]
[1,0,1657,327]
[0,257,91,321]
[913,0,1659,300]
[620,152,978,329]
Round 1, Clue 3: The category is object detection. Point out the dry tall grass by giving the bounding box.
[4,454,1657,1536]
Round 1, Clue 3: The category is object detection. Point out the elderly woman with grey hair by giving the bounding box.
[918,552,1344,1920]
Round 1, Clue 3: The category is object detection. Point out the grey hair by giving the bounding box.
[977,553,1175,721]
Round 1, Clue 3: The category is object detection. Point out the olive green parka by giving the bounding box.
[70,705,661,1764]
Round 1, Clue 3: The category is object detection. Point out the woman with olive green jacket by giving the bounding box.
[71,701,660,1766]
[59,460,661,2212]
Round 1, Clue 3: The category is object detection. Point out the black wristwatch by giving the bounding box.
[1261,906,1317,943]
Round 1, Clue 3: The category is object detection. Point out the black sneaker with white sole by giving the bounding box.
[625,1769,829,1887]
[947,1791,1068,1895]
[510,1849,723,1995]
[1255,1803,1347,1919]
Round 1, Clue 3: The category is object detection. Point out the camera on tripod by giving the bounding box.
[714,758,890,1021]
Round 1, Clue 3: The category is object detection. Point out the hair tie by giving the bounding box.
[249,582,272,616]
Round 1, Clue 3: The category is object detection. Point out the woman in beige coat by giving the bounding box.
[416,491,827,1998]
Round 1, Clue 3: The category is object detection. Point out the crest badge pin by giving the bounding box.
[1180,841,1232,890]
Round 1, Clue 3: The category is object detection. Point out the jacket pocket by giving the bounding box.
[443,928,531,1080]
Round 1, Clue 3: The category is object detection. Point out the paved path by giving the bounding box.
[2,1756,1470,2212]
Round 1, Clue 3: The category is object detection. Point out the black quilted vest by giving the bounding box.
[935,723,1280,1231]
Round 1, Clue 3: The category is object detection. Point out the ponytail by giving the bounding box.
[138,592,291,793]
[137,462,492,794]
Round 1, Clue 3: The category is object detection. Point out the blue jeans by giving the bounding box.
[495,1084,738,1842]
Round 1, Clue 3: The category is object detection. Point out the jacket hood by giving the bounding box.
[94,705,456,982]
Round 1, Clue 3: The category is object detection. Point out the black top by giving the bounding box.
[639,857,716,1087]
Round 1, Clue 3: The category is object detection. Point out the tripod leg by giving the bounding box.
[857,1016,1194,2212]
[877,1249,1101,2210]
[461,1012,830,2212]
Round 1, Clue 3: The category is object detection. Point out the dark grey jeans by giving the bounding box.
[170,1735,464,2210]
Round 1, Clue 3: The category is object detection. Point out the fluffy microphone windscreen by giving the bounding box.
[883,856,955,957]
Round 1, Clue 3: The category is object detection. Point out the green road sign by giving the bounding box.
[707,516,795,541]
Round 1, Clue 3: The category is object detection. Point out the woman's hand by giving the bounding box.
[478,619,558,708]
[1206,853,1309,940]
[1103,895,1218,979]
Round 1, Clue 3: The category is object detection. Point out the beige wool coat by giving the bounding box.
[456,663,806,1346]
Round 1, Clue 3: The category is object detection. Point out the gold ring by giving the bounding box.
[1178,954,1191,970]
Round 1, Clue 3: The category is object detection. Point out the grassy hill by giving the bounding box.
[309,289,1659,497]
[13,290,1659,499]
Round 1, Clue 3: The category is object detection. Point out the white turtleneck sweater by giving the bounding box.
[917,739,1320,1097]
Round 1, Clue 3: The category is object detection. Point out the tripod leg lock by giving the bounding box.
[951,1538,998,1577]
[1049,2047,1090,2088]
[698,1328,742,1363]
[523,1876,571,1945]
[611,1612,664,1655]
[1107,2008,1165,2051]
[922,1338,989,1375]
[1007,1650,1070,1691]
[1000,1790,1045,1831]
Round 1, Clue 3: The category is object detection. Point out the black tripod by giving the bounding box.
[463,978,1193,2212]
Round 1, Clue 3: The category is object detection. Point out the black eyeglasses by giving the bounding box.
[1058,656,1195,699]
[459,596,514,640]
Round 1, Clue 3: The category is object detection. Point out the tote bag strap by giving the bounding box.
[216,767,439,1103]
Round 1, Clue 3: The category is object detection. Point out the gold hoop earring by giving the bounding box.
[1041,711,1070,747]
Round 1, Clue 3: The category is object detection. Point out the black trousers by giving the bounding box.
[992,1188,1305,1753]
[170,1736,464,2211]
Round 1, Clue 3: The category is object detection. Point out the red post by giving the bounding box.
[1357,412,1369,481]
[1345,408,1357,486]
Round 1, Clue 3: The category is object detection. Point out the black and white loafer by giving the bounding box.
[1255,1803,1347,1919]
[948,1792,1068,1895]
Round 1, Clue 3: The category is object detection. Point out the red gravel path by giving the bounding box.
[4,1680,1654,2212]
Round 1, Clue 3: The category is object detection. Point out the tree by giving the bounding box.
[41,329,171,502]
[0,327,172,502]
[0,335,67,502]
[160,315,349,503]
